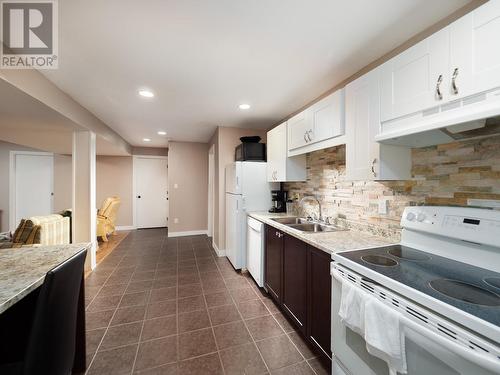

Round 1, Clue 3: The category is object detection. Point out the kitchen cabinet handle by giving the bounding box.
[304,132,308,143]
[452,68,459,95]
[436,74,443,100]
[307,130,313,142]
[371,158,377,177]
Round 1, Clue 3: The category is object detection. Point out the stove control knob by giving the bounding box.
[417,213,426,222]
[406,212,416,221]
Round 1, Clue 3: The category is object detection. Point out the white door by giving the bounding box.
[135,156,168,229]
[451,1,500,98]
[266,123,286,182]
[380,29,449,122]
[287,111,310,150]
[12,153,54,229]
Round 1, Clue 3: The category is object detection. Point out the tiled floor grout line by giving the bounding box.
[194,240,227,375]
[212,259,271,375]
[86,250,140,374]
[129,236,164,374]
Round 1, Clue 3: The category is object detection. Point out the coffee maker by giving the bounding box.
[269,190,288,213]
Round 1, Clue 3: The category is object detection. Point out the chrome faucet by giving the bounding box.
[299,195,323,222]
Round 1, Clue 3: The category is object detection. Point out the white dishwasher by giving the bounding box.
[246,216,265,287]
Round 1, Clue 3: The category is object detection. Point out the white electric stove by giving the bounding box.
[331,206,500,375]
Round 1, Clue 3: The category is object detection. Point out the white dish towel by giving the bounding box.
[364,297,407,375]
[337,276,368,336]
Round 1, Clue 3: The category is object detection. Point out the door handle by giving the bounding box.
[436,74,443,100]
[451,68,459,95]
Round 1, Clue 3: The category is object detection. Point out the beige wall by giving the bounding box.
[208,127,268,250]
[168,141,208,234]
[96,156,134,227]
[53,154,73,212]
[52,154,135,227]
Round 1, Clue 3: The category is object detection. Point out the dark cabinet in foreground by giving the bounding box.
[282,235,308,334]
[264,225,332,365]
[265,226,283,302]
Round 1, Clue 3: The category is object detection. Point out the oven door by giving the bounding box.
[331,267,500,375]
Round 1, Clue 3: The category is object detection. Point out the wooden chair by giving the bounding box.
[96,197,121,242]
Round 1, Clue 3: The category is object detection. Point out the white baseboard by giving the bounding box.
[212,241,226,257]
[168,230,208,238]
[116,226,136,231]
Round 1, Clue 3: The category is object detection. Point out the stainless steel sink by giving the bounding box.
[271,217,309,225]
[287,223,346,233]
[271,217,347,233]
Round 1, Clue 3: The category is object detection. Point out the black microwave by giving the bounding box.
[235,142,266,161]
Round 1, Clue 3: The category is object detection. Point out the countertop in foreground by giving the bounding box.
[0,243,91,313]
[248,212,394,255]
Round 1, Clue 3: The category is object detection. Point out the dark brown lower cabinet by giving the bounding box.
[265,225,283,302]
[282,235,307,334]
[307,246,332,363]
[264,225,332,367]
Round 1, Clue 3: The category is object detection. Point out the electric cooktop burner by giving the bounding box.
[361,255,398,267]
[388,247,431,261]
[337,244,500,327]
[430,279,500,307]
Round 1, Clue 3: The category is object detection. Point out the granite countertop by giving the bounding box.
[0,243,90,314]
[248,212,394,255]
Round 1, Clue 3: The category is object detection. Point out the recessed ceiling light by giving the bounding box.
[239,103,251,110]
[143,138,151,142]
[157,131,167,136]
[138,89,154,98]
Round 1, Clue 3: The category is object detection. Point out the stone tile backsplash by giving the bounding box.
[284,135,500,242]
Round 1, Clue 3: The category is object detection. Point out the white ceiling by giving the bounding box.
[43,0,471,147]
[0,79,130,155]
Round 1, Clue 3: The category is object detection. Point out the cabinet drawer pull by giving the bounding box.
[436,74,443,100]
[304,132,308,143]
[452,68,459,95]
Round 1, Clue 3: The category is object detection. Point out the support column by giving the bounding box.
[72,131,97,270]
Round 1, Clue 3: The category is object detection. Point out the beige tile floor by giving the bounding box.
[83,229,329,375]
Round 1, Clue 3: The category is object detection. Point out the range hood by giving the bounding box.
[376,88,500,147]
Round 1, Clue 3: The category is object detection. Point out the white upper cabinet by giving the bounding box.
[450,1,500,98]
[346,68,411,181]
[307,90,345,144]
[380,29,449,122]
[287,111,310,150]
[267,122,306,182]
[287,89,345,155]
[380,0,500,127]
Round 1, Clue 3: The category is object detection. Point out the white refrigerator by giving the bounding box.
[225,162,276,270]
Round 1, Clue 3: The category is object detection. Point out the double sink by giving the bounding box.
[271,217,347,233]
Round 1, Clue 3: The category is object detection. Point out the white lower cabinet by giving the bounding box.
[346,68,411,181]
[267,123,306,182]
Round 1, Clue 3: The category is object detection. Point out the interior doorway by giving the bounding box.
[133,156,169,229]
[9,151,54,230]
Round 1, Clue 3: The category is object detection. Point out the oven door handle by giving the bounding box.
[401,316,500,374]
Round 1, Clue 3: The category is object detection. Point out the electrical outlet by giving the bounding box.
[174,218,179,223]
[378,199,388,215]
